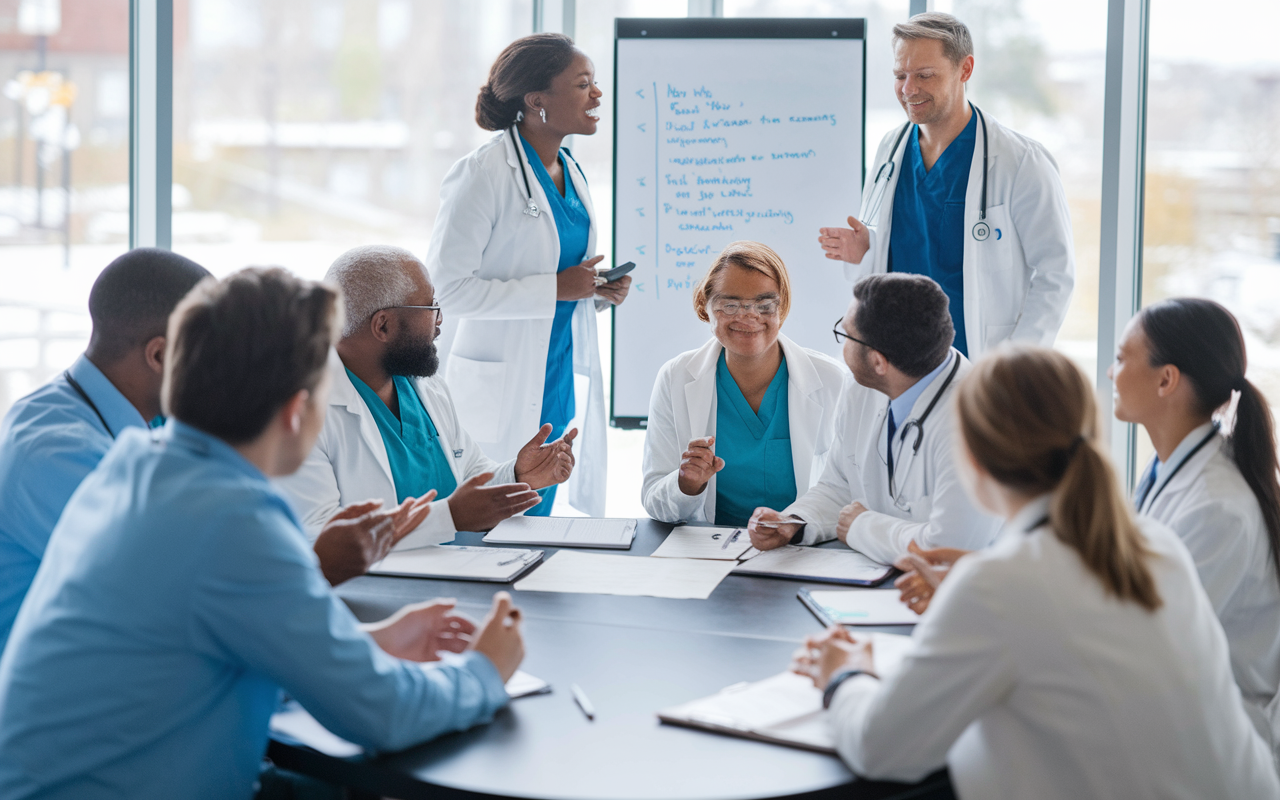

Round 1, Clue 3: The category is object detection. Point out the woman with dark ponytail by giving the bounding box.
[1110,297,1280,757]
[425,34,629,518]
[793,346,1277,799]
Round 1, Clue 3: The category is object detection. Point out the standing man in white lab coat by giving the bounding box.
[277,245,578,549]
[818,13,1074,358]
[748,274,999,565]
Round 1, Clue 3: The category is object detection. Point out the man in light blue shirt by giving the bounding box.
[0,268,526,800]
[0,248,209,652]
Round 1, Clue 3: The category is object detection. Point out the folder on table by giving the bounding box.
[731,545,894,586]
[799,587,919,627]
[657,633,913,753]
[369,545,543,583]
[482,516,636,549]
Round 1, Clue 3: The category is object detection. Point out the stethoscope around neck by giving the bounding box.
[883,354,962,510]
[510,123,585,220]
[861,102,992,242]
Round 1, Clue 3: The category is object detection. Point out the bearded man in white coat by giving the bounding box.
[748,273,999,565]
[818,13,1074,359]
[277,245,578,552]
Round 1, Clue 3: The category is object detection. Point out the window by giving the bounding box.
[0,0,129,416]
[1137,0,1280,465]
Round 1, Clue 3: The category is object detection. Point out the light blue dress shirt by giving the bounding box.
[0,420,508,800]
[347,370,459,502]
[521,134,590,516]
[714,351,796,527]
[0,354,147,652]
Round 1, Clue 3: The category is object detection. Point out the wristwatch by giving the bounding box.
[823,669,877,708]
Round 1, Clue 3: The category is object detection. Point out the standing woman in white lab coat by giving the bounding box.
[427,34,630,516]
[1110,297,1280,757]
[794,346,1278,800]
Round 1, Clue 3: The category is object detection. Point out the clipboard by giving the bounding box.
[798,587,919,627]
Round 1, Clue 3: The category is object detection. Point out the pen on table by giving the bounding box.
[721,528,742,550]
[571,683,596,721]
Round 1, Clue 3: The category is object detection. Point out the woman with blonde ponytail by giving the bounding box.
[792,346,1277,800]
[1111,297,1280,757]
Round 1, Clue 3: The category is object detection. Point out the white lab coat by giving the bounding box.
[427,128,606,517]
[828,496,1280,799]
[784,350,1001,564]
[1138,424,1280,759]
[640,335,847,524]
[848,108,1075,357]
[275,351,517,548]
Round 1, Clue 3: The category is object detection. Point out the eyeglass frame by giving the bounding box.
[709,296,782,317]
[832,317,874,349]
[380,304,442,318]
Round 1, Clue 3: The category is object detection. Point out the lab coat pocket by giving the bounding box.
[980,204,1016,271]
[445,355,506,445]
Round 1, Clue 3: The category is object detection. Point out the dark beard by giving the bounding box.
[381,329,439,378]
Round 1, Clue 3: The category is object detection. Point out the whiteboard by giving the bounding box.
[611,18,866,426]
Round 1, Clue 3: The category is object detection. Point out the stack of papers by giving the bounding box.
[732,545,893,586]
[799,587,919,626]
[657,632,914,752]
[514,551,735,600]
[370,545,543,583]
[650,525,754,560]
[483,516,636,549]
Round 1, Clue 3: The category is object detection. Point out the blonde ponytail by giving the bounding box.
[957,346,1161,611]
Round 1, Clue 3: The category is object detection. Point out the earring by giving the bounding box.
[540,108,547,123]
[516,110,524,122]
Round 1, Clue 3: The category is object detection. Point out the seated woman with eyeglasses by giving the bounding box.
[641,241,846,526]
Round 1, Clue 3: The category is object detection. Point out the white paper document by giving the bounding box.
[732,545,893,585]
[370,545,543,582]
[650,525,754,561]
[657,633,913,753]
[514,551,735,600]
[482,516,636,549]
[803,588,919,626]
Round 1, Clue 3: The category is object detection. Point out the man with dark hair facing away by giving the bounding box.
[0,268,526,800]
[748,273,1000,565]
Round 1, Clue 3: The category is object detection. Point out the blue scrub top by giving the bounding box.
[713,351,797,527]
[520,134,589,431]
[888,110,977,356]
[347,369,458,502]
[0,354,147,653]
[0,421,508,799]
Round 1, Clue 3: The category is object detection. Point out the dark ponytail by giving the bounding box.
[475,33,578,131]
[1139,298,1280,585]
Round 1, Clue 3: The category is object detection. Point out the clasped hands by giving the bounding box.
[792,625,877,691]
[893,542,970,615]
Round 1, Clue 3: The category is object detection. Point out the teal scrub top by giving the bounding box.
[520,134,590,430]
[713,351,797,527]
[347,369,458,502]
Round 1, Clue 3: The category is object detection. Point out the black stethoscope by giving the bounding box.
[885,354,962,507]
[510,124,585,220]
[861,103,992,242]
[1136,422,1220,512]
[63,370,116,440]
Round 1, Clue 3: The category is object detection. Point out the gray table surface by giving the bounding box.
[268,519,949,800]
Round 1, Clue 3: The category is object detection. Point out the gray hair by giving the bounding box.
[892,12,973,66]
[324,245,422,339]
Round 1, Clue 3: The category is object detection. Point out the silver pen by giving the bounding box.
[720,528,742,550]
[571,683,596,720]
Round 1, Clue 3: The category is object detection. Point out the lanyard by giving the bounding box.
[1137,423,1220,512]
[63,370,115,440]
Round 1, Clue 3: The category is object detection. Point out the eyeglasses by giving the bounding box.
[382,304,442,319]
[832,317,873,348]
[711,298,780,317]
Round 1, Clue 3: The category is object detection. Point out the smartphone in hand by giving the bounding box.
[597,261,636,283]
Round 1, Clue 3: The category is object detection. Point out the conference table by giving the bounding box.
[268,518,952,800]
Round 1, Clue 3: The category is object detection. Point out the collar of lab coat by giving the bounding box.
[1139,423,1223,514]
[1001,492,1053,543]
[501,128,596,232]
[681,332,827,430]
[874,347,968,469]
